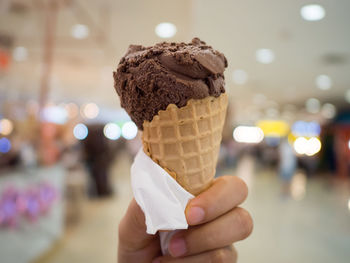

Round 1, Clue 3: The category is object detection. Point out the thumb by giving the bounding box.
[118,199,160,262]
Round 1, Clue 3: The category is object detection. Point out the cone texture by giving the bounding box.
[142,93,228,195]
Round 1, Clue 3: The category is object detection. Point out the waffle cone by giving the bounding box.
[142,93,228,195]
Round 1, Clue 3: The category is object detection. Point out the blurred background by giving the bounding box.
[0,0,349,262]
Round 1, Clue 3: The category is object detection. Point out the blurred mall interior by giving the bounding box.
[0,0,350,262]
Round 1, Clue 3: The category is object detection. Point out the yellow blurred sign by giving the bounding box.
[256,120,290,137]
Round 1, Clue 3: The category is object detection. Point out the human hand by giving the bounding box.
[118,176,253,263]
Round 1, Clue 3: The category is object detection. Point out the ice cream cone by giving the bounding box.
[142,93,228,195]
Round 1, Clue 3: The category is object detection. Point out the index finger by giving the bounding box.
[185,176,248,226]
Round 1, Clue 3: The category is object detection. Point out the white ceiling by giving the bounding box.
[0,0,349,123]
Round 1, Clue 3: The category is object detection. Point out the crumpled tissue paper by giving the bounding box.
[131,148,194,254]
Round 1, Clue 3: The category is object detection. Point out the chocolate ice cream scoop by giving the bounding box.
[113,38,228,130]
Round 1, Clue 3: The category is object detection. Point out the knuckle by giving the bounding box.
[210,248,232,263]
[236,208,253,239]
[221,176,248,201]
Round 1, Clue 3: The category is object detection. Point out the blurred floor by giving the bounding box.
[33,154,133,263]
[35,154,350,263]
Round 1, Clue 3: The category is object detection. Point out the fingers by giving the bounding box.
[154,245,237,263]
[186,176,248,225]
[118,199,160,262]
[169,207,253,257]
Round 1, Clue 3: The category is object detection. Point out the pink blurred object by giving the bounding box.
[0,182,57,228]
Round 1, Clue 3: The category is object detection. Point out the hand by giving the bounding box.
[118,176,253,263]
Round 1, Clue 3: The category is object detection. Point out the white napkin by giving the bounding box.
[130,148,194,236]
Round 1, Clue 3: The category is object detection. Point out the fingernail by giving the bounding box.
[169,236,187,257]
[152,258,161,263]
[187,206,205,225]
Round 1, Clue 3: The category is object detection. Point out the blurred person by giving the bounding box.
[118,176,253,263]
[278,138,297,196]
[82,124,113,197]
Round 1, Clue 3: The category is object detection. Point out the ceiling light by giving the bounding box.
[13,46,28,61]
[300,5,325,21]
[345,89,350,104]
[232,69,248,85]
[71,24,89,39]
[155,22,177,38]
[256,49,275,64]
[321,103,336,119]
[316,75,332,90]
[305,98,320,113]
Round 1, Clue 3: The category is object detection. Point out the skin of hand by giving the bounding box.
[118,176,253,263]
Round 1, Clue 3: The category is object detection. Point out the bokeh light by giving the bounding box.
[293,137,321,156]
[71,24,89,39]
[321,103,336,119]
[292,121,321,137]
[294,137,308,155]
[0,138,11,153]
[232,69,248,85]
[155,22,177,38]
[257,120,289,137]
[13,46,28,61]
[256,49,275,64]
[233,126,264,143]
[81,103,99,119]
[73,123,88,140]
[300,4,325,21]
[103,123,121,140]
[305,98,320,114]
[305,137,322,156]
[0,119,14,136]
[65,103,79,119]
[41,106,68,124]
[316,75,332,90]
[121,121,138,140]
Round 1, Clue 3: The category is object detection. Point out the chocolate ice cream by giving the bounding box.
[113,38,228,130]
